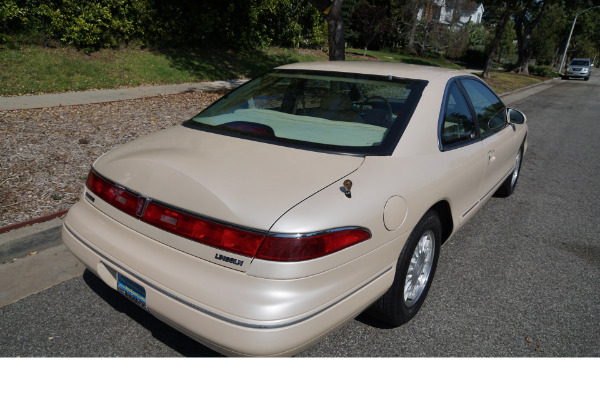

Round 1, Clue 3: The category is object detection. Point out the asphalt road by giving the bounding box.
[1,74,599,358]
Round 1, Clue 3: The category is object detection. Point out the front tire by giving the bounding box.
[368,210,442,327]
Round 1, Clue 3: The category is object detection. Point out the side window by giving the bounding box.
[460,79,506,136]
[441,82,476,147]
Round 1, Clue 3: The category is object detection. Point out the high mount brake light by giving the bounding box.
[86,170,370,261]
[219,121,275,136]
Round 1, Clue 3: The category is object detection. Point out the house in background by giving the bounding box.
[418,1,484,27]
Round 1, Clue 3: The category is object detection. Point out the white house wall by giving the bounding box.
[417,1,484,26]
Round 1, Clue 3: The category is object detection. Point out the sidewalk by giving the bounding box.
[0,79,248,111]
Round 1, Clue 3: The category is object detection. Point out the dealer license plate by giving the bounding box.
[117,273,148,310]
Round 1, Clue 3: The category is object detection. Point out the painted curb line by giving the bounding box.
[0,211,67,263]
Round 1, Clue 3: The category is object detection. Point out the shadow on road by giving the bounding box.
[82,270,222,357]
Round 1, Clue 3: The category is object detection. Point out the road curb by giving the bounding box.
[499,77,559,99]
[0,211,68,263]
[0,209,69,235]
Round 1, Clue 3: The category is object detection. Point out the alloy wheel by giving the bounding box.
[404,230,435,307]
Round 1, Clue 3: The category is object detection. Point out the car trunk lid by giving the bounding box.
[92,124,364,232]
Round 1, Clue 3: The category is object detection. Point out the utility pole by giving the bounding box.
[558,6,600,74]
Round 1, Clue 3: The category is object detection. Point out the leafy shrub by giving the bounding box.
[528,64,556,77]
[0,0,23,45]
[1,0,327,51]
[423,51,443,59]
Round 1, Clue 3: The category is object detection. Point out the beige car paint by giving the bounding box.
[62,199,399,356]
[93,124,365,232]
[383,196,408,231]
[480,124,524,198]
[62,61,527,356]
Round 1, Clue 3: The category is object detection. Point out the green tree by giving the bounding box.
[468,21,490,52]
[405,0,429,53]
[0,0,21,43]
[341,0,360,47]
[512,0,550,74]
[531,3,567,67]
[351,1,390,55]
[560,2,600,62]
[497,19,516,63]
[482,0,519,78]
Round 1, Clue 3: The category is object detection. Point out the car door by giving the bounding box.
[438,80,487,223]
[459,78,518,201]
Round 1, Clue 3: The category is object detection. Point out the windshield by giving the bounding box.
[570,59,590,66]
[188,69,427,155]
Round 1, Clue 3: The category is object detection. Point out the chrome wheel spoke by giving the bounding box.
[511,151,521,187]
[404,230,435,307]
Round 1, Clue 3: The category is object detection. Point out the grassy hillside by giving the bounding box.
[0,45,549,96]
[0,47,326,96]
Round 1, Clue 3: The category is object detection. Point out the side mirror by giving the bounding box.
[507,108,526,124]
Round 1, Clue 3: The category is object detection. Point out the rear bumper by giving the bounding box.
[62,200,397,356]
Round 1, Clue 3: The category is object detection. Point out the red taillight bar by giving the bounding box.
[86,170,140,216]
[86,169,370,261]
[256,229,371,262]
[143,201,265,257]
[86,170,265,257]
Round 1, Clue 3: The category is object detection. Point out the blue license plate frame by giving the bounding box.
[117,273,148,310]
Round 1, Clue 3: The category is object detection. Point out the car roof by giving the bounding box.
[275,61,469,83]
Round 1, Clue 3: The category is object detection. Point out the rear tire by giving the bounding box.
[495,147,523,198]
[368,210,441,327]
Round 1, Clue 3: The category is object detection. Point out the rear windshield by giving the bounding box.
[187,70,427,156]
[570,59,590,66]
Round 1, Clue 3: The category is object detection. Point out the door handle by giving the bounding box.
[488,150,496,164]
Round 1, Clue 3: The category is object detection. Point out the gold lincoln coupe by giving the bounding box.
[62,62,528,356]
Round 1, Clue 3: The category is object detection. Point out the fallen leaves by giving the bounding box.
[525,336,542,352]
[0,90,226,226]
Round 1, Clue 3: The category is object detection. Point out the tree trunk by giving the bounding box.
[406,1,421,53]
[308,0,345,61]
[483,5,513,79]
[513,20,533,74]
[327,0,345,61]
[407,19,418,52]
[512,1,549,75]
